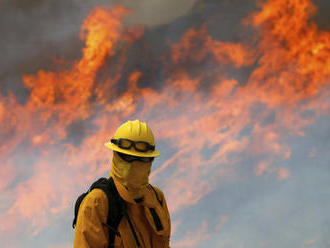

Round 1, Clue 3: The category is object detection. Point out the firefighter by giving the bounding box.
[74,120,171,248]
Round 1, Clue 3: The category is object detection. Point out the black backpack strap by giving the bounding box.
[95,178,141,248]
[105,177,124,247]
[72,177,124,248]
[72,192,88,228]
[73,177,143,247]
[108,178,141,248]
[72,178,109,228]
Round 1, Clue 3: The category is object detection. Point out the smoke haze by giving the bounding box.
[0,0,329,247]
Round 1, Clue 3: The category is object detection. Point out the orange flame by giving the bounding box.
[0,0,329,242]
[245,0,330,105]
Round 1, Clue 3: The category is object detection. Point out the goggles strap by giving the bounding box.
[111,139,155,152]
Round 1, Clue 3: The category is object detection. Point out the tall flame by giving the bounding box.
[0,0,329,246]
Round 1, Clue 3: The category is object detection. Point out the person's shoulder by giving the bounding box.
[78,187,109,223]
[83,188,108,207]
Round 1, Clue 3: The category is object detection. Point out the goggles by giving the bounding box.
[111,138,155,152]
[117,152,154,163]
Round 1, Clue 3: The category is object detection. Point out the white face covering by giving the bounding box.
[110,152,152,199]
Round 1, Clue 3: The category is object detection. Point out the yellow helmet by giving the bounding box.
[104,120,160,157]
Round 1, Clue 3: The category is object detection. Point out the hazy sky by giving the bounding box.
[0,0,329,247]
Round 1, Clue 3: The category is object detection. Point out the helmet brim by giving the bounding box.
[104,142,160,157]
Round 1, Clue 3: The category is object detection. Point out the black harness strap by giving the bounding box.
[149,207,164,231]
[122,205,142,248]
[108,178,141,248]
[148,184,164,231]
[105,177,124,247]
[149,184,163,206]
